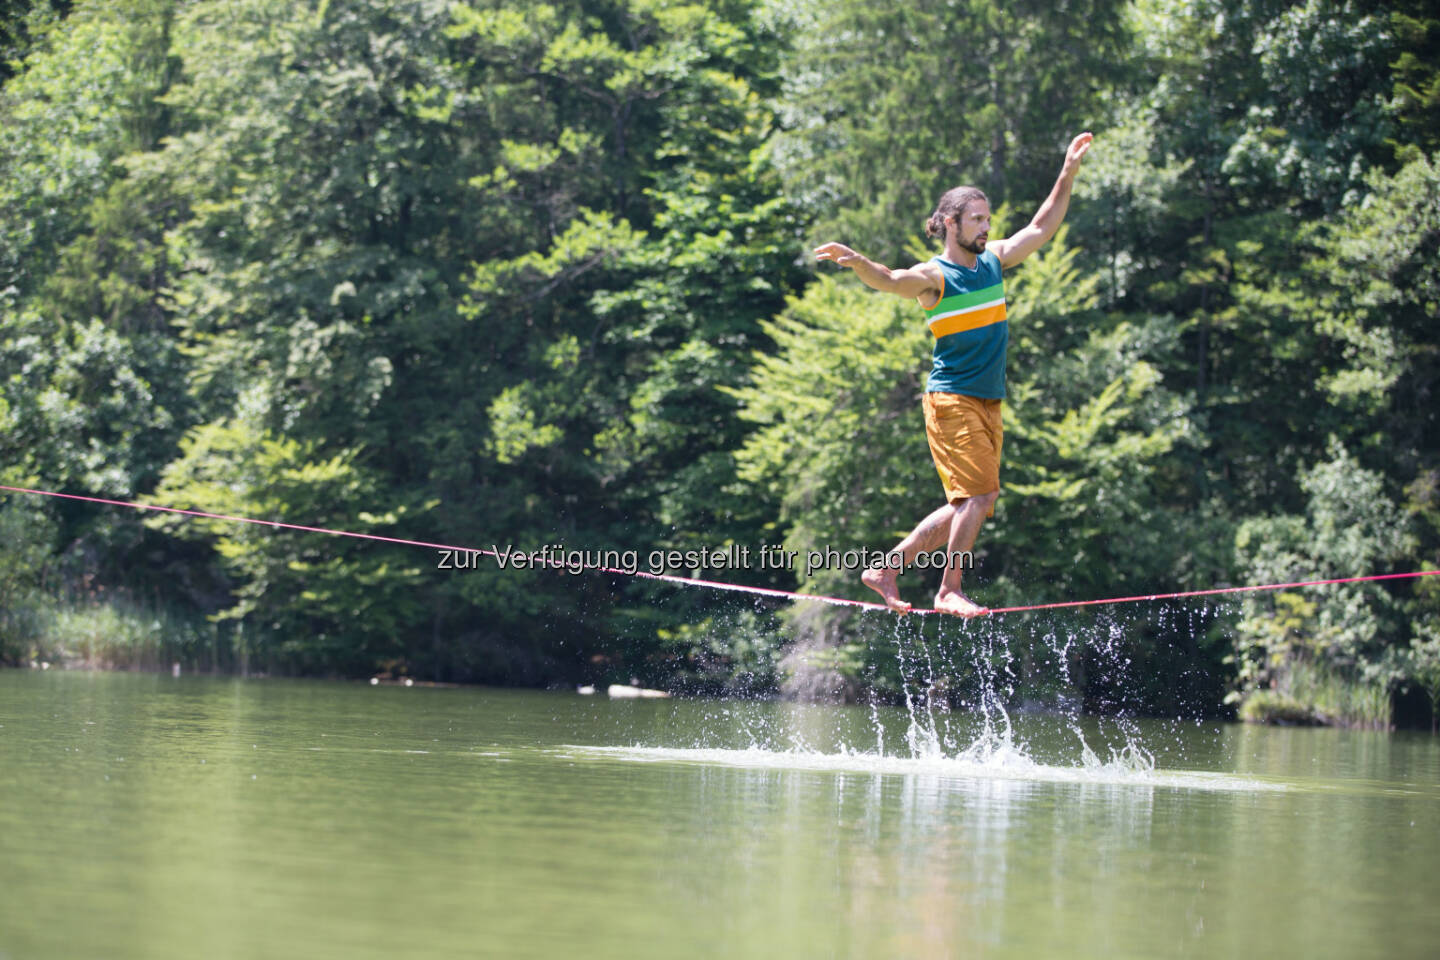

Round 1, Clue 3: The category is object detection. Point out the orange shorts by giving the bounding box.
[923,392,1002,513]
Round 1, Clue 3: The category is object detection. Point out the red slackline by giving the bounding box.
[3,483,1436,618]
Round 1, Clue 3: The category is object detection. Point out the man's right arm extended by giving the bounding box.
[814,242,942,304]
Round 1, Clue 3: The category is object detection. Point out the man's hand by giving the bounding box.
[1062,131,1093,177]
[814,242,862,267]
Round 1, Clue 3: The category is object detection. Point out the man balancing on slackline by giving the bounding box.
[815,131,1093,617]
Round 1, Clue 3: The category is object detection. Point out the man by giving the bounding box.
[814,132,1093,617]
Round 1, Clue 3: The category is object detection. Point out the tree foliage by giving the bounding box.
[775,0,1129,261]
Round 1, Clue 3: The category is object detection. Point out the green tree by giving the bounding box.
[1389,0,1440,157]
[0,0,163,295]
[0,0,70,84]
[1087,0,1399,562]
[775,0,1129,262]
[125,0,803,680]
[144,418,427,675]
[0,0,187,604]
[1222,0,1394,215]
[1232,441,1412,727]
[442,0,804,679]
[135,0,503,673]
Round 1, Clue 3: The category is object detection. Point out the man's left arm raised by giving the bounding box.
[989,132,1093,269]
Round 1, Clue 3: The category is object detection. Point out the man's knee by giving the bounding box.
[963,490,999,519]
[953,490,998,509]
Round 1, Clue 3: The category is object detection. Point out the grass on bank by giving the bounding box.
[1,596,237,672]
[1239,659,1393,730]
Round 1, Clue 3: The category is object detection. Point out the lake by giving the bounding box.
[1,670,1437,959]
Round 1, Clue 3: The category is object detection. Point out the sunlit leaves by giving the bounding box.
[731,275,932,597]
[144,416,428,669]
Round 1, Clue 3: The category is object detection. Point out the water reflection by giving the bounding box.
[649,741,1168,955]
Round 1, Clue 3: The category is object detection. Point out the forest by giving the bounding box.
[1,0,1437,728]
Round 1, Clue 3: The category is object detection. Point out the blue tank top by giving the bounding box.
[922,251,1007,398]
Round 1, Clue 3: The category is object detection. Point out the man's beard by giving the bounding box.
[958,234,988,255]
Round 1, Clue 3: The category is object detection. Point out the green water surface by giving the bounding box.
[1,671,1437,959]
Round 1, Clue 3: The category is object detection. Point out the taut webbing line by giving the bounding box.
[3,483,1436,617]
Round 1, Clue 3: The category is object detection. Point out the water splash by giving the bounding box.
[581,591,1231,786]
[858,599,1178,780]
[562,744,1280,793]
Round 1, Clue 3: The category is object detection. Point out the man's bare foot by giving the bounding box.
[862,566,911,613]
[933,589,989,618]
